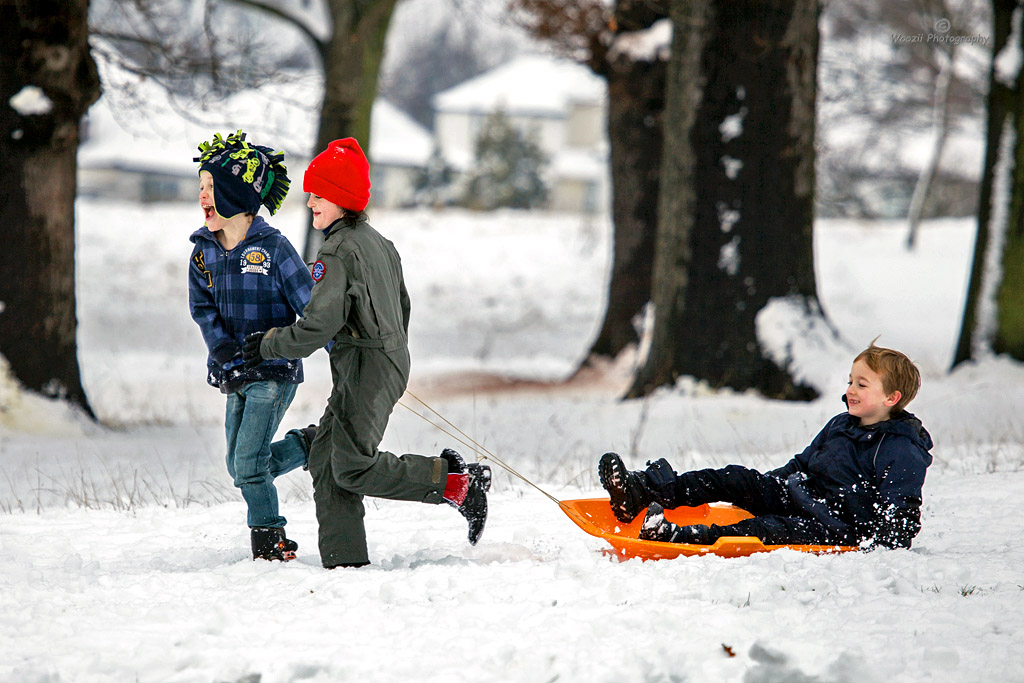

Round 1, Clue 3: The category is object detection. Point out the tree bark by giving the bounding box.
[302,0,398,261]
[628,0,820,400]
[506,0,670,369]
[581,55,665,362]
[953,0,1024,365]
[0,0,99,417]
[573,1,669,368]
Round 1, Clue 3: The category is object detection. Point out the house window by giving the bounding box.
[141,175,183,203]
[370,168,386,208]
[567,104,602,148]
[583,180,599,213]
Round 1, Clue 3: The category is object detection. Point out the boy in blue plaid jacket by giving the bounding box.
[188,131,314,561]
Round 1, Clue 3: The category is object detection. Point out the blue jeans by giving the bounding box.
[224,381,306,528]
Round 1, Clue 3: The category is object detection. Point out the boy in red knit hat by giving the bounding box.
[243,138,490,568]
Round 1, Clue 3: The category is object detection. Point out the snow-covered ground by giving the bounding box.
[1,201,1023,682]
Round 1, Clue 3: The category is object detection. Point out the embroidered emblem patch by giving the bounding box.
[312,260,326,282]
[193,251,213,288]
[240,246,271,275]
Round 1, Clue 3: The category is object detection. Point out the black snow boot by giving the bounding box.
[599,452,653,523]
[638,503,711,544]
[441,448,491,545]
[251,526,298,561]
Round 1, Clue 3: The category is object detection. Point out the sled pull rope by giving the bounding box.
[398,391,564,507]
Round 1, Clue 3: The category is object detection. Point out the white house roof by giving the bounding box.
[77,95,203,177]
[80,87,433,175]
[432,54,606,117]
[77,78,318,177]
[370,99,433,167]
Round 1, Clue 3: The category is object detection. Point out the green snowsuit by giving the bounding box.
[260,213,447,567]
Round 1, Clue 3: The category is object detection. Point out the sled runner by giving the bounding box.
[559,498,858,560]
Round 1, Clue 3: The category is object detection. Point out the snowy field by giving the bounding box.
[2,200,1023,682]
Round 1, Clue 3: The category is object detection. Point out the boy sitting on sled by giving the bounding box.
[600,342,933,550]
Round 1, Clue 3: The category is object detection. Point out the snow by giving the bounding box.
[995,7,1024,86]
[886,106,987,181]
[721,155,743,180]
[717,201,741,232]
[757,296,853,394]
[973,121,1015,358]
[717,235,741,276]
[720,108,746,143]
[608,18,673,63]
[9,85,53,116]
[2,200,1024,682]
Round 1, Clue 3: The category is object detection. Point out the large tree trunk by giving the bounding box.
[581,54,665,363]
[0,1,99,417]
[577,1,669,368]
[302,0,398,261]
[506,0,669,370]
[628,0,820,400]
[953,0,1024,365]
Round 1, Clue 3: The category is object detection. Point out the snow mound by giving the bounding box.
[0,355,93,436]
[756,295,858,394]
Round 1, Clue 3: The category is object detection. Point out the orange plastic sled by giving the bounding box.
[559,498,858,560]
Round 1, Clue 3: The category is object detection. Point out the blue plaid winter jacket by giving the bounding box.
[188,216,313,390]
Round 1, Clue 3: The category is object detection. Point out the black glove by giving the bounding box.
[242,331,266,368]
[211,341,242,368]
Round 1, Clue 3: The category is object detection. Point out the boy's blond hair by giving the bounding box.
[854,341,921,414]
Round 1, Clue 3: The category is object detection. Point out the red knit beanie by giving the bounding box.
[303,138,371,211]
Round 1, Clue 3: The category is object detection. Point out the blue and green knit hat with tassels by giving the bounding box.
[195,130,290,219]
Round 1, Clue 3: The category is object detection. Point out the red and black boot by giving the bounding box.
[440,448,491,545]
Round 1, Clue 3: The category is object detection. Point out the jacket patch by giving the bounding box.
[312,260,326,282]
[193,251,213,288]
[240,246,272,275]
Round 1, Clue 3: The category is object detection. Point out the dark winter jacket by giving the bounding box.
[188,216,313,390]
[768,410,933,549]
[258,212,411,381]
[259,213,412,462]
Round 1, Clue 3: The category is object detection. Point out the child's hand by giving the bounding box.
[242,331,266,368]
[211,341,242,367]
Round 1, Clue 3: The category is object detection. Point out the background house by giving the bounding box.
[432,54,610,214]
[77,97,199,204]
[77,92,434,210]
[77,54,609,213]
[367,99,434,208]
